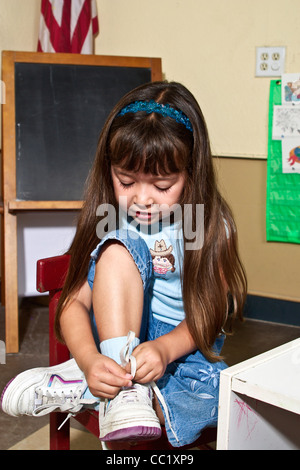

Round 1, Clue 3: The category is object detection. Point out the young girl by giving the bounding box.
[1,81,247,447]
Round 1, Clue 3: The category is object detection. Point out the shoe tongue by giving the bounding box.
[117,384,138,400]
[120,383,151,401]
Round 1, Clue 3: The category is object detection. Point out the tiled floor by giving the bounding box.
[1,296,300,450]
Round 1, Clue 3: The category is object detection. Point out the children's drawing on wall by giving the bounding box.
[281,139,300,173]
[272,75,300,173]
[282,73,300,105]
[272,106,300,139]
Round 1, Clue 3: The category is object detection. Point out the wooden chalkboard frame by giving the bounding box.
[1,51,162,352]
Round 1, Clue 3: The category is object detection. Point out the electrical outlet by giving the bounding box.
[255,47,286,77]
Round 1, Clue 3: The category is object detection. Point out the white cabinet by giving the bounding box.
[217,338,300,450]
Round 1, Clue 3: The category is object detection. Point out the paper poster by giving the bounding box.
[281,73,300,105]
[272,105,300,139]
[271,74,300,173]
[281,138,300,173]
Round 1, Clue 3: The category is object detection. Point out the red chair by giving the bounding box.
[36,255,217,450]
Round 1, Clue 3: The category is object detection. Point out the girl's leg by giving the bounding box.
[92,238,165,427]
[91,238,166,426]
[93,240,144,343]
[90,238,162,441]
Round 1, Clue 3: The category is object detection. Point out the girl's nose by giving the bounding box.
[133,185,154,206]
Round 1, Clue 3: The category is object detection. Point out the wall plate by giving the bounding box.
[256,47,286,77]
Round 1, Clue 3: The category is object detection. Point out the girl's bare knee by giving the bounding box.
[97,240,141,284]
[99,240,133,265]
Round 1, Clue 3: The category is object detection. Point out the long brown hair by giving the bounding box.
[55,81,247,362]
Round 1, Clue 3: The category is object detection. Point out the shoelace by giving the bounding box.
[102,382,152,409]
[34,381,97,430]
[119,331,179,443]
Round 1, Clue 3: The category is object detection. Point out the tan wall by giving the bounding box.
[1,0,300,158]
[94,0,300,159]
[0,0,299,302]
[214,157,299,302]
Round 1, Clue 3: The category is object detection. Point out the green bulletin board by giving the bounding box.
[266,80,300,244]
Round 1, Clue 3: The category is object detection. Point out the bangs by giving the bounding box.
[108,115,191,175]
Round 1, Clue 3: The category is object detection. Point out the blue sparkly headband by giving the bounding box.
[117,100,193,132]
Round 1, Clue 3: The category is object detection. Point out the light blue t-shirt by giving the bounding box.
[121,216,185,326]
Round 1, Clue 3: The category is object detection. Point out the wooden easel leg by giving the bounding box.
[4,209,19,353]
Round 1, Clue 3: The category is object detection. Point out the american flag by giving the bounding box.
[38,0,99,54]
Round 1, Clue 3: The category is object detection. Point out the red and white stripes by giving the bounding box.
[38,0,99,54]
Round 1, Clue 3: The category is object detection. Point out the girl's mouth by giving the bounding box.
[135,211,152,221]
[127,205,160,224]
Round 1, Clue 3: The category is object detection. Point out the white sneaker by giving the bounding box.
[99,331,179,444]
[1,359,97,419]
[99,382,161,441]
[99,331,163,442]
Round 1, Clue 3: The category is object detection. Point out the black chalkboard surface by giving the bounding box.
[15,62,152,201]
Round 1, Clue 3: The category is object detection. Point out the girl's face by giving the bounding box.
[111,165,186,224]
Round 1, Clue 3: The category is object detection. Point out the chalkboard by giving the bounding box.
[15,62,152,201]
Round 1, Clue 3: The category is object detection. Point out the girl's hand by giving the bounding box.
[80,352,133,399]
[129,338,170,383]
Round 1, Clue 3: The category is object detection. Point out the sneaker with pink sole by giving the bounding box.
[99,382,161,441]
[99,331,178,443]
[1,359,97,420]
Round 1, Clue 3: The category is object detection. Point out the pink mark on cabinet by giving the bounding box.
[234,397,258,440]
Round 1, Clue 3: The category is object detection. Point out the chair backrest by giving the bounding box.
[37,254,71,293]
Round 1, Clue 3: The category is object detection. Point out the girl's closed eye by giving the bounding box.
[118,177,171,193]
[118,179,134,189]
[155,185,171,193]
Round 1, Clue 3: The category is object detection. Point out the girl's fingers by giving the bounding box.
[101,368,132,387]
[90,371,132,399]
[107,364,133,381]
[101,356,133,381]
[90,382,120,399]
[86,357,133,398]
[133,362,159,383]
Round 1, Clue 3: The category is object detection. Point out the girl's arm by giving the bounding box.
[59,280,133,398]
[130,319,196,383]
[132,266,229,383]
